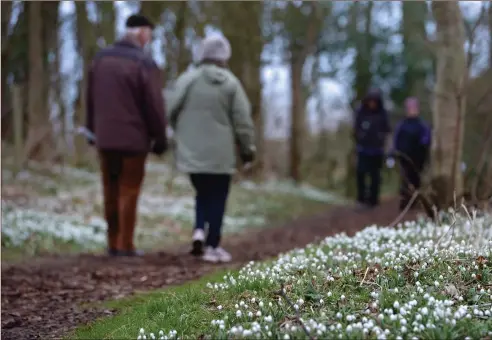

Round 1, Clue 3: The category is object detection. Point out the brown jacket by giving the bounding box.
[86,39,166,153]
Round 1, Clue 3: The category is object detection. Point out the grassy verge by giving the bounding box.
[73,211,492,339]
[1,160,340,262]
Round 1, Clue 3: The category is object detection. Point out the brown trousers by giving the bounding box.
[99,150,147,252]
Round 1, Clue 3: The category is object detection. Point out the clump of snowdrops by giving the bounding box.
[138,210,492,339]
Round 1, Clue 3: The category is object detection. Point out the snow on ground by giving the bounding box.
[240,180,347,204]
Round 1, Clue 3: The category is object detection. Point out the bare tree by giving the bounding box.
[489,3,492,68]
[25,1,50,160]
[73,2,98,165]
[284,2,323,183]
[430,1,467,207]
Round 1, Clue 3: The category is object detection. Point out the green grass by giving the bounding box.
[72,212,492,339]
[73,270,231,340]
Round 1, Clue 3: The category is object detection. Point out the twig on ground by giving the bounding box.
[388,190,420,228]
[275,283,314,340]
[435,218,457,248]
[360,267,369,287]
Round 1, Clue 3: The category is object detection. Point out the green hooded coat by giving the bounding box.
[167,64,255,174]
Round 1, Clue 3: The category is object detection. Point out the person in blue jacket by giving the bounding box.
[353,89,391,208]
[392,97,431,211]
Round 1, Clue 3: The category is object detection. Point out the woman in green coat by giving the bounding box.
[167,34,256,263]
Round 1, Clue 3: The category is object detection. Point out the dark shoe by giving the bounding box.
[355,202,371,212]
[108,249,144,257]
[124,249,145,257]
[190,229,205,256]
[107,248,121,256]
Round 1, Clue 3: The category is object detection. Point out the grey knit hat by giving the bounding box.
[196,34,232,63]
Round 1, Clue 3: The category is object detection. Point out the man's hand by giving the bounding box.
[151,137,168,156]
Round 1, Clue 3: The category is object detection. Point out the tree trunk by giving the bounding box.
[1,1,13,140]
[289,54,303,183]
[288,2,321,183]
[401,1,430,101]
[26,1,49,160]
[174,1,189,75]
[73,2,98,165]
[489,3,492,68]
[97,2,116,46]
[430,1,467,207]
[353,1,374,101]
[346,1,375,198]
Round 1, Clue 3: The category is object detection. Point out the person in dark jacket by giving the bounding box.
[392,97,431,211]
[353,89,391,208]
[86,14,168,257]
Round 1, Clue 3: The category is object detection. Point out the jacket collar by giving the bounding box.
[115,38,142,50]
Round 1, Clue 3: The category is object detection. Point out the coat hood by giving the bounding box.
[202,64,229,85]
[361,88,385,112]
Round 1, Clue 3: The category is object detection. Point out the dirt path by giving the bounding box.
[1,200,419,339]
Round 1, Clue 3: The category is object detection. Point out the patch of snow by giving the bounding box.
[240,180,345,203]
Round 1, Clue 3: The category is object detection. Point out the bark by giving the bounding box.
[174,1,189,75]
[288,2,322,183]
[97,2,116,46]
[401,1,430,100]
[289,55,303,183]
[430,1,467,207]
[489,3,492,68]
[353,1,374,101]
[73,2,98,165]
[1,1,13,139]
[346,1,375,198]
[25,1,50,160]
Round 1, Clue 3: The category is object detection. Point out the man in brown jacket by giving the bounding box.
[86,14,167,257]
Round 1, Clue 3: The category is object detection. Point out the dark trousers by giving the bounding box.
[399,159,422,210]
[99,150,147,252]
[356,153,383,206]
[190,173,231,248]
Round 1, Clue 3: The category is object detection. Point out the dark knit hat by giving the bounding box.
[125,14,155,29]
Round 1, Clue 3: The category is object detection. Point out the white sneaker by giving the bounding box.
[215,247,232,263]
[202,246,219,263]
[190,229,205,256]
[202,247,232,263]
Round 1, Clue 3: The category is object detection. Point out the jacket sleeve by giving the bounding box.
[230,82,256,156]
[392,121,404,153]
[86,65,95,133]
[166,73,189,130]
[420,122,432,164]
[352,110,361,142]
[140,61,167,141]
[382,111,391,134]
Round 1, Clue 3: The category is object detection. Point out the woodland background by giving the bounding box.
[1,0,491,206]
